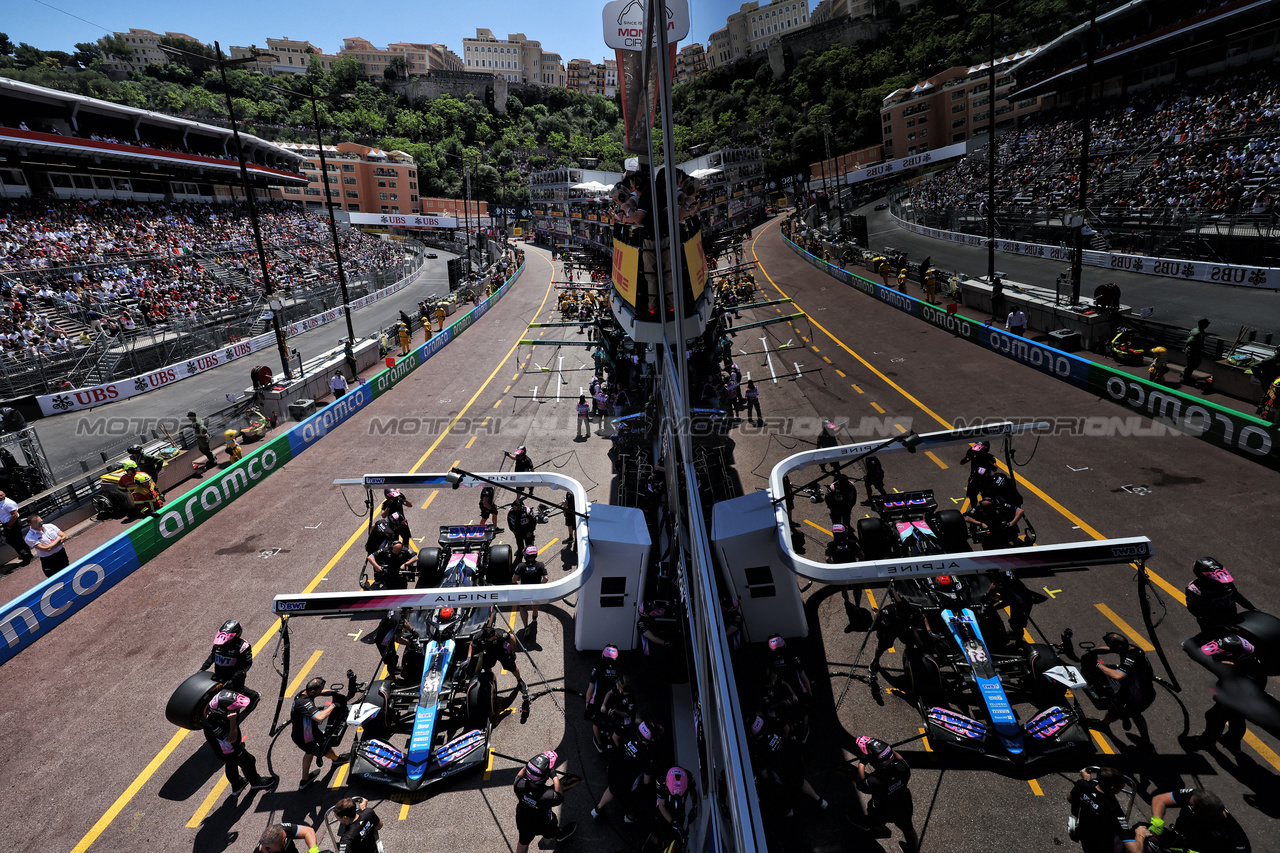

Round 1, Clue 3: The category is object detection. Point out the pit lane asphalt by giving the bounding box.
[3,224,1277,853]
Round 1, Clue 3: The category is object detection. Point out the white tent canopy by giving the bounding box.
[571,180,612,192]
[689,167,723,180]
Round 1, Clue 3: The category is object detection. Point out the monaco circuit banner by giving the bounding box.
[784,235,1280,474]
[0,262,525,667]
[36,263,421,417]
[891,214,1280,291]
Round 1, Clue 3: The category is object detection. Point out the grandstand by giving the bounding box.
[0,79,418,400]
[892,0,1280,267]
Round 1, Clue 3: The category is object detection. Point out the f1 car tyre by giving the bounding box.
[907,653,944,704]
[1231,610,1280,676]
[934,510,969,553]
[165,671,257,730]
[1026,643,1069,705]
[417,547,441,585]
[487,544,513,586]
[857,518,891,560]
[363,679,394,737]
[466,671,497,724]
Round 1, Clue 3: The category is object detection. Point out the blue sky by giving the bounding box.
[9,0,776,64]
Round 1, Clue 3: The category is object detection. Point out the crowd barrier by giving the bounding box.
[783,234,1280,474]
[36,257,425,416]
[890,211,1280,291]
[0,261,525,666]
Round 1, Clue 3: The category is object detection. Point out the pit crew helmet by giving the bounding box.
[208,689,249,716]
[1193,557,1233,584]
[666,766,691,796]
[120,460,137,471]
[970,441,990,454]
[384,488,402,499]
[524,546,539,562]
[1201,635,1255,661]
[638,600,666,618]
[856,736,894,766]
[767,634,786,652]
[602,644,620,660]
[638,721,664,741]
[525,750,557,783]
[831,523,848,537]
[213,619,242,646]
[750,715,767,735]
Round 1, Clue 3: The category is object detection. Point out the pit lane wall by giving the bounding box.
[0,262,526,666]
[782,235,1280,473]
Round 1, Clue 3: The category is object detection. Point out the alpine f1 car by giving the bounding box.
[892,574,1092,765]
[857,490,970,559]
[418,524,514,587]
[345,525,505,791]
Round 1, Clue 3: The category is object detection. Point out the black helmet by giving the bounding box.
[213,619,242,646]
[855,736,894,766]
[524,750,557,783]
[128,444,143,455]
[1193,557,1233,584]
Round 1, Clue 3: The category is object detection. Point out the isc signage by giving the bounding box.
[603,0,690,50]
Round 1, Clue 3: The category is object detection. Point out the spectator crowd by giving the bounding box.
[904,68,1280,220]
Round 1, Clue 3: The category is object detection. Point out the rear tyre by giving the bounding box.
[466,671,497,725]
[934,510,969,553]
[363,679,394,737]
[165,671,222,730]
[487,544,513,586]
[417,547,441,585]
[857,518,890,559]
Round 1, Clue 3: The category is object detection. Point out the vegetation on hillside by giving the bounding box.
[1,1,1085,199]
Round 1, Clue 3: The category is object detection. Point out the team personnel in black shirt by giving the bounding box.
[513,546,549,631]
[203,689,277,795]
[748,714,827,817]
[1136,788,1250,853]
[824,473,856,527]
[647,766,692,852]
[1083,633,1156,747]
[333,797,382,853]
[508,499,539,554]
[852,736,917,853]
[593,720,664,823]
[585,645,622,751]
[201,619,260,704]
[290,676,349,790]
[254,822,319,853]
[595,673,637,751]
[514,751,576,853]
[1185,557,1255,635]
[364,541,419,590]
[764,635,811,740]
[824,524,862,605]
[1067,767,1139,853]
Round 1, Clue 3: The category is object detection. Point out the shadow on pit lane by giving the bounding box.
[157,743,224,801]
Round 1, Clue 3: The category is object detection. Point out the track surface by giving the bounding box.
[2,222,1278,853]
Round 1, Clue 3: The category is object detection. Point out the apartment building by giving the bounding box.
[675,43,708,85]
[705,0,810,69]
[276,141,420,215]
[227,37,338,76]
[103,29,204,73]
[566,58,618,97]
[339,38,464,82]
[879,48,1044,160]
[462,29,564,87]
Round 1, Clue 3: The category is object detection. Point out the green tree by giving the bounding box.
[329,55,365,91]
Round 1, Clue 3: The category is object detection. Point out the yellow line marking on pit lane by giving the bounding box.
[72,253,561,853]
[1244,731,1280,767]
[870,402,885,414]
[330,759,350,789]
[481,417,490,426]
[804,519,831,537]
[1028,779,1044,796]
[925,451,948,469]
[894,424,906,433]
[1094,604,1155,652]
[1091,729,1116,755]
[919,728,932,752]
[493,399,503,408]
[538,538,560,554]
[812,346,820,353]
[866,590,879,611]
[484,747,495,780]
[511,372,519,381]
[835,369,846,377]
[823,356,832,363]
[852,384,863,394]
[399,801,411,821]
[503,385,511,393]
[466,436,477,449]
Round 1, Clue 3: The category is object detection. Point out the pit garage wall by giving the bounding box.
[782,235,1280,473]
[0,263,527,666]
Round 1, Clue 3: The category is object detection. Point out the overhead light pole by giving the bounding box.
[263,81,356,344]
[160,41,292,379]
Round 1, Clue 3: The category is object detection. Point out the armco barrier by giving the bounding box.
[783,234,1280,472]
[0,262,525,666]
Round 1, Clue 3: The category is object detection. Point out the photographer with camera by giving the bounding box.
[292,675,356,790]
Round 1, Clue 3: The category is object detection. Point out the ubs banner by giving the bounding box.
[0,262,526,665]
[785,236,1279,473]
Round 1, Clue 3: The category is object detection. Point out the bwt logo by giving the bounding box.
[277,601,307,611]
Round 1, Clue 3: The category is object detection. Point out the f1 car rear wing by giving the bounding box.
[279,472,590,617]
[768,422,1155,583]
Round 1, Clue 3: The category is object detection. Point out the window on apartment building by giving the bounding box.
[952,117,966,128]
[342,164,355,172]
[392,207,400,213]
[389,193,398,200]
[343,176,356,185]
[381,206,389,213]
[906,118,915,127]
[974,111,989,123]
[919,129,928,138]
[346,190,359,198]
[379,192,387,200]
[378,180,386,188]
[411,195,418,202]
[304,187,321,196]
[883,138,893,148]
[970,82,988,94]
[972,95,990,107]
[951,89,966,100]
[996,75,1012,87]
[952,103,966,113]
